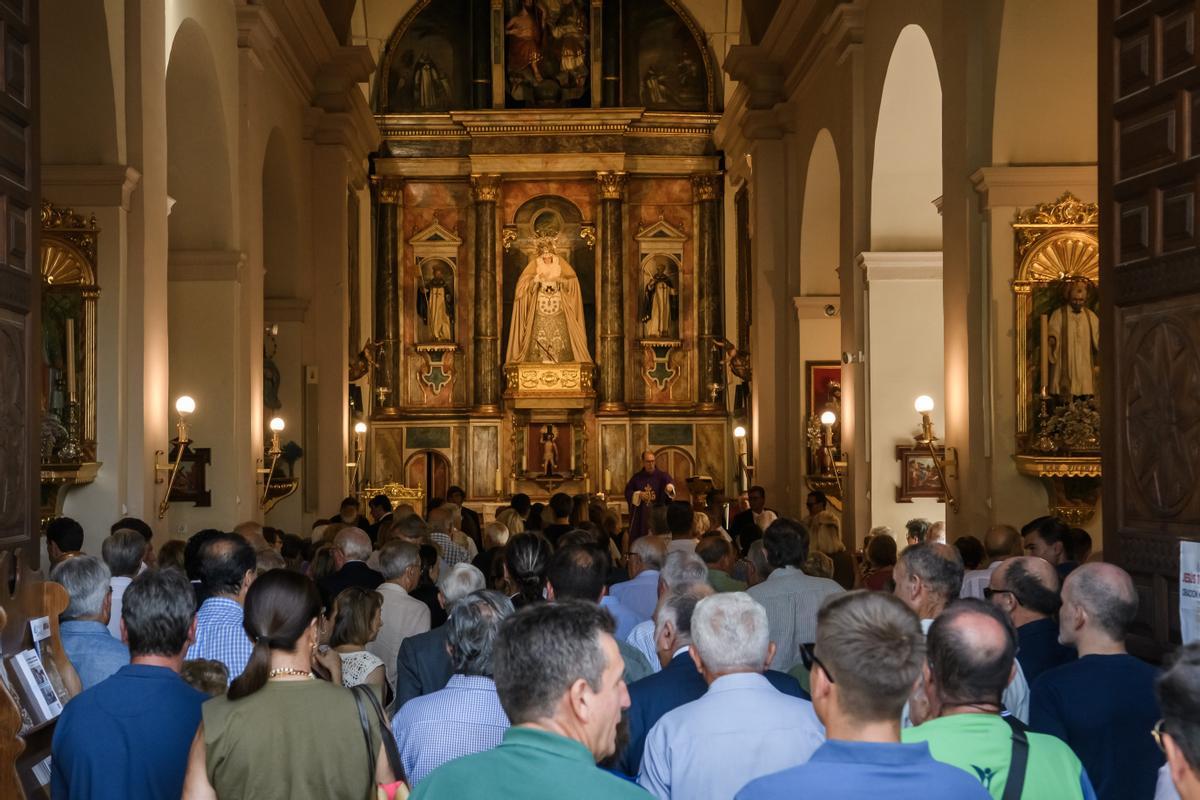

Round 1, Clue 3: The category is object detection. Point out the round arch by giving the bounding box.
[166,19,234,251]
[41,0,119,163]
[799,129,840,295]
[870,24,942,251]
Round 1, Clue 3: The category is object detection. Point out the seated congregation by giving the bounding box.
[43,495,1189,800]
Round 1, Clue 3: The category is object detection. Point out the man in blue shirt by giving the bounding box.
[392,590,515,785]
[185,532,256,682]
[738,592,990,800]
[609,534,667,622]
[1030,562,1163,800]
[51,556,129,689]
[52,567,207,800]
[987,556,1076,683]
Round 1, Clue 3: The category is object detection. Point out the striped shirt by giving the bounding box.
[746,567,844,671]
[391,674,510,786]
[186,596,252,683]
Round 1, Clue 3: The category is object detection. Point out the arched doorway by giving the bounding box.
[406,450,451,502]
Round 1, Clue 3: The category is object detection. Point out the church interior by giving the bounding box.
[2,0,1198,790]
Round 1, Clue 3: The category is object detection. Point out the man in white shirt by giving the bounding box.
[101,530,146,639]
[960,524,1022,600]
[369,540,432,689]
[638,592,824,799]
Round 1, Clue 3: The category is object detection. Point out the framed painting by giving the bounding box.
[895,444,947,503]
[167,443,212,508]
[805,361,841,471]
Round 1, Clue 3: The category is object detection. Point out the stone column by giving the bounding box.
[372,177,403,416]
[472,174,502,413]
[596,171,627,412]
[693,172,724,411]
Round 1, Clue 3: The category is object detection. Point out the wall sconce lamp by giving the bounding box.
[818,410,844,496]
[257,416,285,509]
[348,421,368,493]
[913,395,959,513]
[154,395,195,519]
[733,424,752,494]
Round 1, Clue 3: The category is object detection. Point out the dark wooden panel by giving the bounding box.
[1119,104,1178,177]
[1119,27,1153,98]
[1119,196,1154,260]
[1161,6,1196,79]
[1161,181,1196,249]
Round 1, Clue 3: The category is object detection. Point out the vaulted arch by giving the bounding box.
[799,129,840,296]
[41,0,120,164]
[262,129,305,300]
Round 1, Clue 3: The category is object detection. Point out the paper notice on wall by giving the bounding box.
[1181,540,1200,644]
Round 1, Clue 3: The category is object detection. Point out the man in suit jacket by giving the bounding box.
[392,562,487,711]
[447,486,482,551]
[616,586,808,777]
[318,528,383,608]
[366,494,395,545]
[729,485,779,555]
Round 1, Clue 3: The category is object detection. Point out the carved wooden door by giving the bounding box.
[0,0,39,570]
[1101,0,1200,656]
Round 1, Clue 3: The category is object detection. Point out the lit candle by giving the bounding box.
[494,468,502,495]
[604,468,612,493]
[65,317,76,401]
[1039,313,1050,396]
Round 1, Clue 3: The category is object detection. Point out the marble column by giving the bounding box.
[372,177,403,416]
[472,174,502,413]
[693,172,724,411]
[596,171,627,412]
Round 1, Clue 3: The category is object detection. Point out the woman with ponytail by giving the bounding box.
[182,570,397,798]
[502,533,552,609]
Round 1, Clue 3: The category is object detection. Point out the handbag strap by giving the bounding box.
[350,686,377,783]
[1001,714,1030,800]
[354,684,406,784]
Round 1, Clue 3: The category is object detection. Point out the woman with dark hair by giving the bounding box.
[568,494,590,527]
[307,543,338,586]
[410,543,447,628]
[182,570,396,797]
[329,587,387,698]
[503,533,552,608]
[525,502,545,532]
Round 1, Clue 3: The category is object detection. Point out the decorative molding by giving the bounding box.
[856,251,943,282]
[691,173,723,202]
[793,295,839,320]
[265,297,310,322]
[372,176,404,205]
[595,171,628,200]
[168,250,246,283]
[470,174,501,203]
[971,165,1098,209]
[42,165,142,211]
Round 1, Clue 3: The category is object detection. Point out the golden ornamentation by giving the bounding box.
[360,482,425,507]
[595,171,627,200]
[471,174,502,203]
[579,223,596,249]
[373,177,404,205]
[691,173,723,202]
[41,201,98,271]
[504,363,595,393]
[1013,192,1098,257]
[502,226,518,252]
[1012,454,1102,525]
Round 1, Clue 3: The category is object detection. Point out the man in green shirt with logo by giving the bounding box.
[698,534,747,593]
[412,600,650,799]
[903,599,1097,799]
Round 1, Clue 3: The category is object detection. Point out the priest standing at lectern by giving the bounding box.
[506,236,592,364]
[624,450,675,544]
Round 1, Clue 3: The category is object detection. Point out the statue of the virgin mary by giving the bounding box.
[506,237,592,364]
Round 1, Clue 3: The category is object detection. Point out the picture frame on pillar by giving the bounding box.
[805,361,842,472]
[895,445,947,504]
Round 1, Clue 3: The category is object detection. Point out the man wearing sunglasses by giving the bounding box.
[1155,642,1200,800]
[738,592,989,800]
[985,557,1075,684]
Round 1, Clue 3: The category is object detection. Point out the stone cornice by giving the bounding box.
[970,165,1098,209]
[856,251,943,282]
[168,250,246,283]
[42,165,142,211]
[793,295,840,320]
[265,297,310,322]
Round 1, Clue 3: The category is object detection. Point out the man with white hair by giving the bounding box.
[52,556,129,688]
[368,540,432,688]
[638,592,824,799]
[431,503,476,565]
[610,534,668,621]
[317,527,383,607]
[626,551,709,672]
[393,562,486,710]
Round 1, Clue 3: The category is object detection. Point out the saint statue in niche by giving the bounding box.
[640,259,678,338]
[506,236,592,363]
[417,263,455,342]
[1044,278,1099,398]
[412,54,452,111]
[540,424,558,475]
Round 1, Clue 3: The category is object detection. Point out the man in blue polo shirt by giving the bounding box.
[52,567,206,800]
[737,591,990,800]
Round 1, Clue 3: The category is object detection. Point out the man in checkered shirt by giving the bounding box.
[185,532,256,683]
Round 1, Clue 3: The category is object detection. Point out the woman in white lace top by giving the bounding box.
[328,586,387,701]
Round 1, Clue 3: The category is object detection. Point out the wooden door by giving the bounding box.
[0,0,38,570]
[1102,0,1200,657]
[654,447,695,502]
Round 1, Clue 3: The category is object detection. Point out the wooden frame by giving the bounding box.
[805,360,842,470]
[167,444,212,508]
[895,444,947,503]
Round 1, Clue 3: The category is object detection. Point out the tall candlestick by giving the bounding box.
[494,468,502,495]
[65,318,76,401]
[604,468,612,493]
[1039,313,1050,396]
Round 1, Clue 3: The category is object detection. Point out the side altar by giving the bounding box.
[356,0,736,505]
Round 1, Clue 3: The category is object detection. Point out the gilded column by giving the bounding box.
[472,174,502,413]
[372,177,403,416]
[693,172,724,411]
[597,171,627,412]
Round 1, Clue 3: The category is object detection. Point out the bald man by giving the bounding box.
[1029,563,1162,800]
[960,525,1023,600]
[903,600,1096,799]
[987,556,1076,683]
[318,527,383,608]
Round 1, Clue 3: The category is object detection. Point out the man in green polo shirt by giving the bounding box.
[412,600,650,799]
[698,534,748,593]
[902,599,1096,799]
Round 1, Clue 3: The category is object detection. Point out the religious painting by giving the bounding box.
[416,258,456,343]
[895,445,946,503]
[504,0,589,108]
[521,422,574,477]
[380,0,471,113]
[639,254,680,340]
[621,0,712,111]
[167,444,212,508]
[805,361,842,472]
[502,196,596,365]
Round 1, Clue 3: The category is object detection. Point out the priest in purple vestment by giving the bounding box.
[624,450,676,544]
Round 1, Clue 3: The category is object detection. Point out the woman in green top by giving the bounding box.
[182,570,395,799]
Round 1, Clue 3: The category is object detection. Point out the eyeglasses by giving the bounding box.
[799,643,835,684]
[982,588,1015,601]
[1152,719,1167,753]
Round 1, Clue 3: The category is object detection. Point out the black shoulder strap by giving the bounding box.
[350,685,376,783]
[1001,714,1030,800]
[360,684,406,784]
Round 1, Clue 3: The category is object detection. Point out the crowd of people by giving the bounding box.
[37,487,1198,800]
